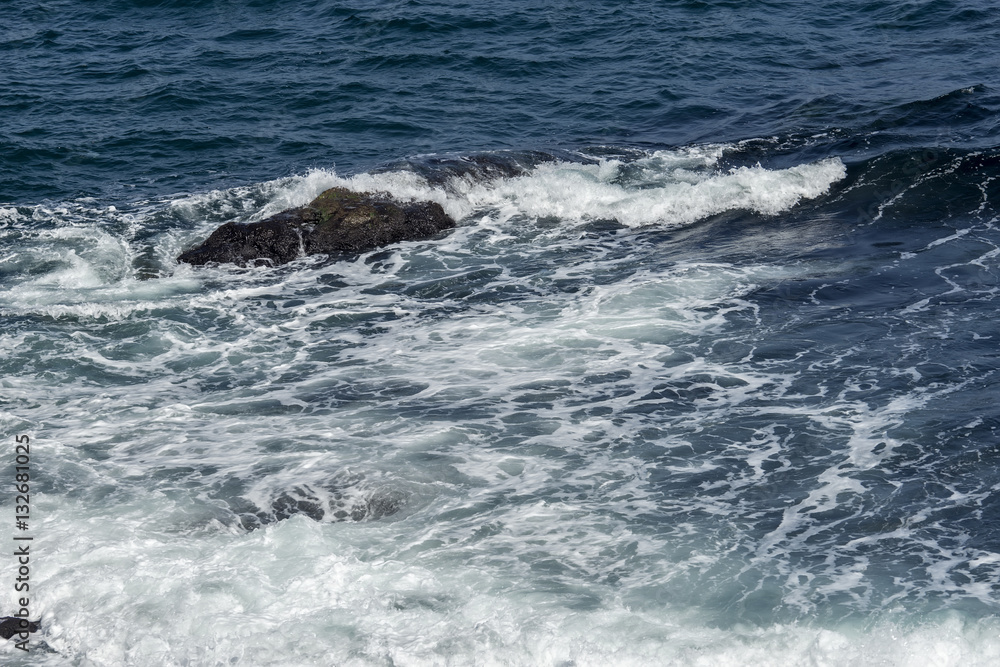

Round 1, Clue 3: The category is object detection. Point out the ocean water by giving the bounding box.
[2,1,1000,665]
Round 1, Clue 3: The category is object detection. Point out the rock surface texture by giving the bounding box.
[178,187,455,267]
[0,616,40,640]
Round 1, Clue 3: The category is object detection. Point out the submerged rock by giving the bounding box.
[0,616,40,640]
[212,475,406,531]
[236,485,405,530]
[178,187,455,267]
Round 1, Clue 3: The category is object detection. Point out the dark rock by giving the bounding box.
[209,475,406,531]
[238,485,404,530]
[271,487,326,523]
[178,187,455,267]
[0,616,40,640]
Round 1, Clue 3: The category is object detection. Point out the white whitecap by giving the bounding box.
[452,154,847,228]
[204,146,846,232]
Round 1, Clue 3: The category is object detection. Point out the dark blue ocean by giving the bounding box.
[2,1,1000,664]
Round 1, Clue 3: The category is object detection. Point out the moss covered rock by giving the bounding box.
[178,187,455,267]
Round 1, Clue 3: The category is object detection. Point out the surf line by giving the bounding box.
[3,434,39,652]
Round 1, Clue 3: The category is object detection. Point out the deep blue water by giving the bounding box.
[4,0,998,202]
[2,1,1000,665]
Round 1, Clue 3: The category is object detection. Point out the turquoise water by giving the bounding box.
[2,2,1000,665]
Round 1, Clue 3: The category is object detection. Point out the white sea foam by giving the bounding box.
[0,243,895,666]
[4,508,1000,666]
[3,147,995,666]
[449,154,847,228]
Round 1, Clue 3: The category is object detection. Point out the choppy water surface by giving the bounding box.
[2,1,1000,665]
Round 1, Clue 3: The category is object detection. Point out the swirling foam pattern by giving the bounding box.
[2,1,1000,665]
